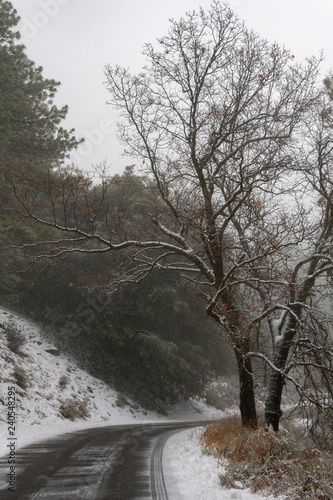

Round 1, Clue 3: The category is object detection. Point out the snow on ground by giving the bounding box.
[163,428,281,500]
[0,306,222,459]
[2,305,275,499]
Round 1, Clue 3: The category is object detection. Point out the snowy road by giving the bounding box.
[0,421,207,499]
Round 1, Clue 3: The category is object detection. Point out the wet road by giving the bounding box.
[0,421,206,499]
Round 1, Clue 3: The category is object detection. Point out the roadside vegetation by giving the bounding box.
[201,417,333,500]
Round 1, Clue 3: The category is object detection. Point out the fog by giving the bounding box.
[10,0,333,175]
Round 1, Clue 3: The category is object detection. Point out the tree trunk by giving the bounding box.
[265,365,284,431]
[265,320,297,431]
[235,351,258,429]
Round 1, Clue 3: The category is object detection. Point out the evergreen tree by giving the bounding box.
[0,0,81,292]
[0,0,81,181]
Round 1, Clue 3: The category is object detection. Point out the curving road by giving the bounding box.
[0,421,207,499]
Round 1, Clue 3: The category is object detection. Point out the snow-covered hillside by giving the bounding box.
[0,306,222,457]
[0,307,278,500]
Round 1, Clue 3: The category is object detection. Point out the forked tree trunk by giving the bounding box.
[235,350,258,429]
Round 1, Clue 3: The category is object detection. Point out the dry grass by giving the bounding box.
[13,364,30,390]
[115,393,129,408]
[60,396,90,420]
[200,416,333,500]
[6,325,26,355]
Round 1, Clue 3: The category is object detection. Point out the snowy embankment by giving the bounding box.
[0,306,221,456]
[0,306,275,499]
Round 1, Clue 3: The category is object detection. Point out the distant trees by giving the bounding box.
[5,169,233,412]
[4,1,333,437]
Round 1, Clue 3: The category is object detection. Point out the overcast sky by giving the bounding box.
[9,0,333,175]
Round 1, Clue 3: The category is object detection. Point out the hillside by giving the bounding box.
[0,306,222,457]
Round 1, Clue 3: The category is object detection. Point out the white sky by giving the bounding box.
[9,0,333,175]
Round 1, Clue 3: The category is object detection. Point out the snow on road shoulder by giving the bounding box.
[163,427,278,500]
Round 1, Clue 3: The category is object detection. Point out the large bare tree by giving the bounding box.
[102,2,322,427]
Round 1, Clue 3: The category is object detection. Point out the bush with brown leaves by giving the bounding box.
[200,417,333,500]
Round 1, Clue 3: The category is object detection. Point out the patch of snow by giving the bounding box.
[163,428,283,500]
[0,306,223,458]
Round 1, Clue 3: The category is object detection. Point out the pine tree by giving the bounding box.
[0,0,81,298]
[0,0,81,181]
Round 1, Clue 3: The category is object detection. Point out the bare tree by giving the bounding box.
[234,84,333,432]
[102,2,322,428]
[289,305,333,449]
[9,2,327,429]
[262,88,333,431]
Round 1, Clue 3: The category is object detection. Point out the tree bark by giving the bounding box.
[265,365,284,431]
[235,350,258,428]
[265,319,297,431]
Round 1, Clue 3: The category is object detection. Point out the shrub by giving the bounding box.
[200,417,333,500]
[6,325,25,355]
[60,397,90,420]
[115,393,129,408]
[13,365,30,390]
[204,376,239,411]
[58,375,70,389]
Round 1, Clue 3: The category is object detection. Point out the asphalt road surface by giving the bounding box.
[0,421,207,499]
